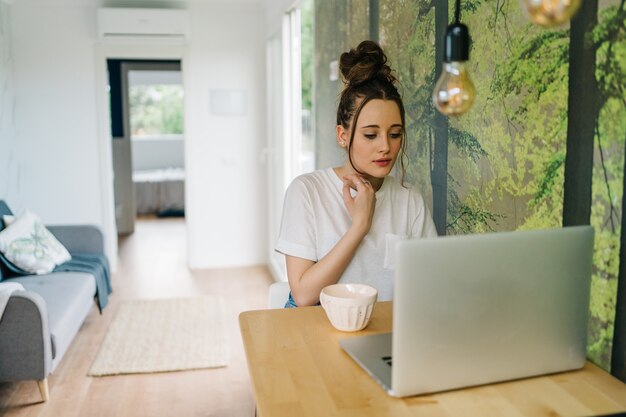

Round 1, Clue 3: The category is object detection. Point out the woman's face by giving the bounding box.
[338,99,403,180]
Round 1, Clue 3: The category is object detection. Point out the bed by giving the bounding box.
[133,167,185,216]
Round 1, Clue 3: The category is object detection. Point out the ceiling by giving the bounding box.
[102,0,270,6]
[11,0,294,33]
[13,0,276,7]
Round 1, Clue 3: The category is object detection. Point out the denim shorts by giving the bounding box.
[284,292,298,308]
[284,292,320,308]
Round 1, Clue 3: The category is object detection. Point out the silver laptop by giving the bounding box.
[339,226,594,397]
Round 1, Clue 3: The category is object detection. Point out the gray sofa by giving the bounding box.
[0,200,109,402]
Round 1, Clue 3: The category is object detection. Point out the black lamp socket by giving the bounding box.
[444,23,471,62]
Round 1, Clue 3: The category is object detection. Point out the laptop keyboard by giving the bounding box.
[381,356,393,367]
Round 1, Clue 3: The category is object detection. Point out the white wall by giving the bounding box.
[132,136,185,172]
[185,3,267,268]
[0,1,18,205]
[8,1,270,270]
[10,4,106,226]
[265,0,296,38]
[266,33,287,282]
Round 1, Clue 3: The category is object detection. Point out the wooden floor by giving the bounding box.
[0,216,274,417]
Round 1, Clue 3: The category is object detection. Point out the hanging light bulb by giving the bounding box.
[433,5,476,117]
[520,0,582,27]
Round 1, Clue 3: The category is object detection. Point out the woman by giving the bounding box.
[276,40,437,307]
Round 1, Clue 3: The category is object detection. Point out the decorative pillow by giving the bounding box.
[2,214,15,227]
[0,210,72,274]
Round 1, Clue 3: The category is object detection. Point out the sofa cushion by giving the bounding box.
[4,273,96,362]
[2,214,15,226]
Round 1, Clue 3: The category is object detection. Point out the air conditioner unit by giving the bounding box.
[97,8,189,41]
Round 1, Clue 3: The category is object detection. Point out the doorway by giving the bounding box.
[107,59,185,235]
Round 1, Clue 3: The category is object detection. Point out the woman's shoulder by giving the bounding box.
[286,168,334,194]
[290,168,334,187]
[385,177,428,204]
[295,168,330,181]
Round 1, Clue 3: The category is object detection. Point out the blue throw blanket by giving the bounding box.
[54,253,113,313]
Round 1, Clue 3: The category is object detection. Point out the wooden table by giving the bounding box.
[239,301,626,417]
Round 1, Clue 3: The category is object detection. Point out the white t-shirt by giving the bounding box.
[276,167,437,301]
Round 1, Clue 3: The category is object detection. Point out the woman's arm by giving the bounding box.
[287,174,375,306]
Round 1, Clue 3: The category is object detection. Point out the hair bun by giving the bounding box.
[339,40,396,87]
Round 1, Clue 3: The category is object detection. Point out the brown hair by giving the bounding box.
[337,40,407,185]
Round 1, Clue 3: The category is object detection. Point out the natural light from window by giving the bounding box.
[128,70,184,139]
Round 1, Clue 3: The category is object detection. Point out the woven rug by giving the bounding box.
[88,296,229,376]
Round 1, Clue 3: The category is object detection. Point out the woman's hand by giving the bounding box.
[342,174,376,236]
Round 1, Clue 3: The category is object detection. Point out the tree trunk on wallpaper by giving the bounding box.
[611,1,626,379]
[562,0,597,226]
[369,0,379,42]
[431,0,449,236]
[563,0,626,378]
[614,140,626,382]
[607,0,626,383]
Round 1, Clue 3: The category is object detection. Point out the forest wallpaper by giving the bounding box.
[314,0,625,371]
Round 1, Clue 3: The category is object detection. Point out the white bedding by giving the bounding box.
[133,168,185,215]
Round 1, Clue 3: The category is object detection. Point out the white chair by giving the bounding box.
[268,281,291,309]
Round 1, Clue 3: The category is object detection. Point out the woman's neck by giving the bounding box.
[333,165,385,192]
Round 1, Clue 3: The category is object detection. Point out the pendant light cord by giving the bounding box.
[454,0,461,24]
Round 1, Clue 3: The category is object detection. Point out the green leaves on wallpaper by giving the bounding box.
[375,0,625,370]
[448,127,487,163]
[588,0,626,365]
[314,0,623,370]
[530,152,565,208]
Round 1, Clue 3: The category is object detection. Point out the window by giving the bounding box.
[282,0,315,184]
[128,73,184,137]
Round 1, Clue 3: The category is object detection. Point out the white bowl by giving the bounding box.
[319,284,378,332]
